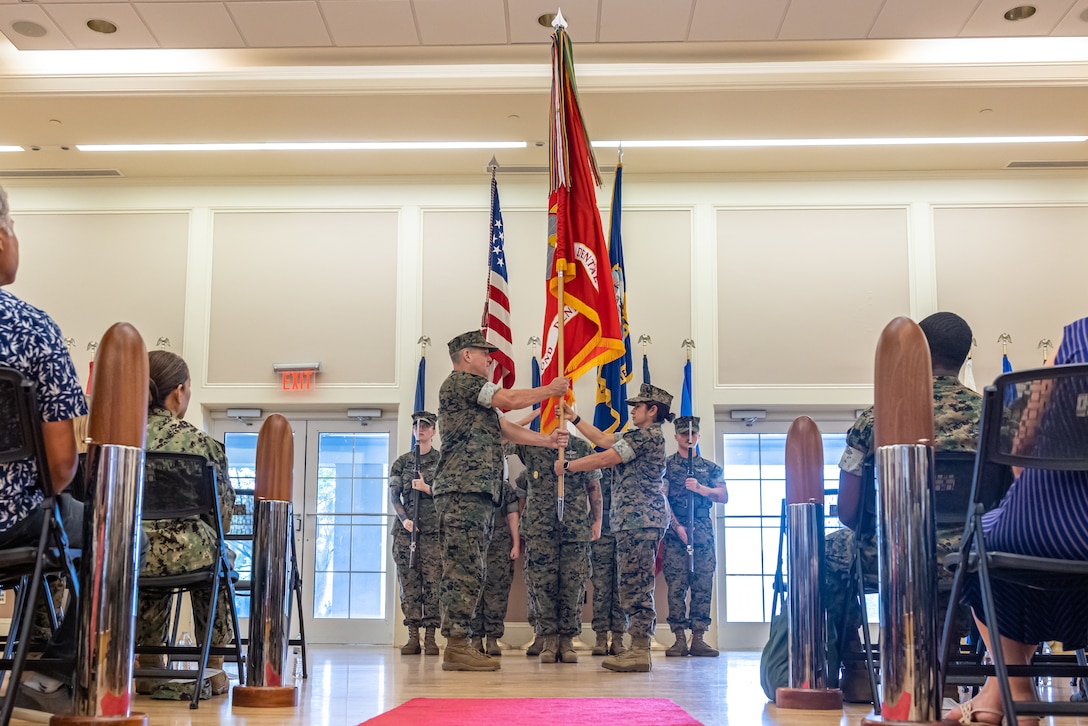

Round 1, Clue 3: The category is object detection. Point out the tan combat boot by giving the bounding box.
[557,637,578,664]
[442,636,499,672]
[525,635,542,657]
[486,635,502,657]
[400,626,421,655]
[539,635,559,664]
[688,630,719,657]
[205,656,230,694]
[470,635,485,654]
[424,627,439,656]
[602,634,651,672]
[592,632,609,656]
[610,632,627,656]
[665,627,688,657]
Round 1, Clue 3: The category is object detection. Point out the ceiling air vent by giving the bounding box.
[0,169,123,178]
[1007,160,1088,169]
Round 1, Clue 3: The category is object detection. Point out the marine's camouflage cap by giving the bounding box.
[447,330,499,356]
[626,383,673,410]
[411,410,437,427]
[673,416,700,433]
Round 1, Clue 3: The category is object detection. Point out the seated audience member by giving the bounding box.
[137,350,236,697]
[948,317,1088,725]
[824,311,980,701]
[0,185,88,714]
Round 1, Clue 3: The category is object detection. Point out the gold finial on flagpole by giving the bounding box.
[63,336,75,352]
[1038,338,1053,363]
[681,338,695,362]
[156,337,171,351]
[997,332,1012,356]
[637,334,652,356]
[417,335,431,358]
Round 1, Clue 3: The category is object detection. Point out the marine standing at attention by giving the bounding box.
[433,330,569,672]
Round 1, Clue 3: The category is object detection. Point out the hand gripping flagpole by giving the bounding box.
[862,318,954,726]
[57,322,149,726]
[776,415,844,711]
[233,414,299,709]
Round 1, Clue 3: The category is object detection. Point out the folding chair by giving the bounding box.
[0,365,81,724]
[132,451,245,709]
[227,482,309,680]
[939,363,1088,722]
[845,450,994,710]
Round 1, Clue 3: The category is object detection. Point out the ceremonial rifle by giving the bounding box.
[408,440,422,569]
[687,420,695,573]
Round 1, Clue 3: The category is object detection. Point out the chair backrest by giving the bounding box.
[980,363,1088,471]
[142,451,219,522]
[0,364,56,497]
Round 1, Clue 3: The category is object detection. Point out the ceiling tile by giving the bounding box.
[42,3,158,48]
[0,5,74,49]
[870,0,975,38]
[319,0,419,46]
[508,0,599,44]
[599,0,693,42]
[688,0,788,41]
[228,1,331,47]
[778,0,884,40]
[961,0,1077,36]
[412,0,507,46]
[135,3,244,48]
[1050,0,1088,34]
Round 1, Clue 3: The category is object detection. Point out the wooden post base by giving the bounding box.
[50,713,148,726]
[775,687,844,710]
[232,685,299,709]
[861,713,959,726]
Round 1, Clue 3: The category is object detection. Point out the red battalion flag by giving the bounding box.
[539,19,624,433]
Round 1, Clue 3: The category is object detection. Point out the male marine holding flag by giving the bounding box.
[432,330,569,672]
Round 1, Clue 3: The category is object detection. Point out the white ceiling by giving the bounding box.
[0,0,1087,179]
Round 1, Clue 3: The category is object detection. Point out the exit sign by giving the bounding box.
[281,370,315,391]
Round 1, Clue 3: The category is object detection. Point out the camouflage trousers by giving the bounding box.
[662,518,716,631]
[435,492,493,639]
[523,535,589,637]
[590,532,626,634]
[614,528,663,638]
[471,516,513,639]
[392,526,441,628]
[136,522,235,649]
[822,525,966,685]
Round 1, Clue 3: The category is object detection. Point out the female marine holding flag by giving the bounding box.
[554,383,674,672]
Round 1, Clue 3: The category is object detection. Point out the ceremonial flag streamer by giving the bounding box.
[539,22,624,433]
[483,169,516,388]
[680,358,700,456]
[411,350,426,448]
[643,353,652,385]
[531,354,542,433]
[592,162,632,435]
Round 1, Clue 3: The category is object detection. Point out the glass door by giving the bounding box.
[213,414,397,645]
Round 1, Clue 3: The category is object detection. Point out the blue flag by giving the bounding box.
[681,358,700,455]
[531,355,542,433]
[411,354,425,447]
[1002,352,1015,406]
[593,163,632,435]
[643,353,652,385]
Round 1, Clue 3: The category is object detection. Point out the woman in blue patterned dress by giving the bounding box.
[949,316,1088,725]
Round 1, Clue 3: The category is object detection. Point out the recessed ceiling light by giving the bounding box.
[1004,5,1036,21]
[76,141,529,152]
[86,19,117,34]
[537,13,556,27]
[11,21,46,38]
[591,136,1087,149]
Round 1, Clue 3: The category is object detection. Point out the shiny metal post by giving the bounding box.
[776,415,842,710]
[233,413,299,709]
[875,443,939,722]
[54,322,149,726]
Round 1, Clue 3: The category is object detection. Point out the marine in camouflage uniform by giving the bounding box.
[432,330,568,672]
[822,313,987,696]
[515,437,602,664]
[589,468,627,655]
[469,477,519,655]
[389,411,441,655]
[138,404,236,692]
[662,416,728,657]
[557,383,673,672]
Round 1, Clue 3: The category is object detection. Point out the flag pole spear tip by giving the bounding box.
[552,8,567,28]
[487,155,499,173]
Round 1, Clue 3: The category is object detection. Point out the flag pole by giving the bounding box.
[557,269,566,522]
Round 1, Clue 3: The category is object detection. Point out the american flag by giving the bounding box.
[482,172,515,387]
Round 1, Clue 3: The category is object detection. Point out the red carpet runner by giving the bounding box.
[359,697,703,725]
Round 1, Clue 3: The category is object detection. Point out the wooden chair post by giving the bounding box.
[862,317,951,726]
[776,415,843,710]
[55,322,149,726]
[232,413,298,709]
